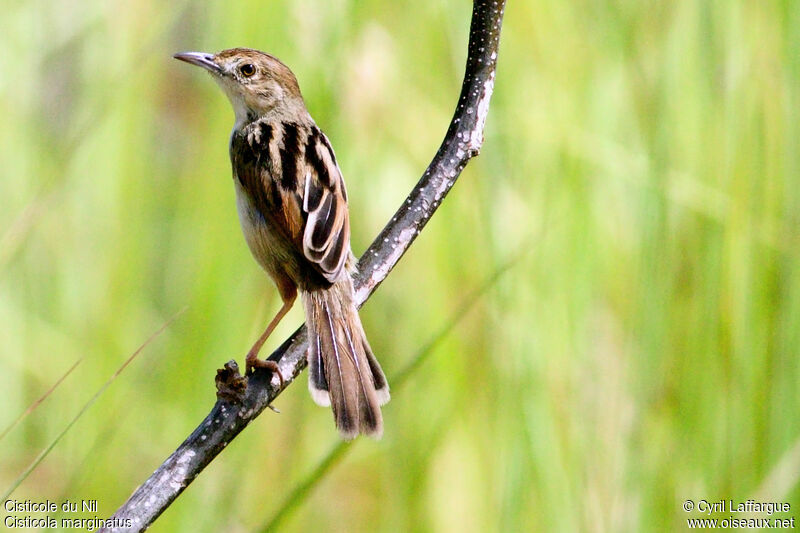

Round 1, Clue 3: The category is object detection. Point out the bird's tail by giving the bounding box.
[303,275,390,439]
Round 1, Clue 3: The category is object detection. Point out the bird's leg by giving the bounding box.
[245,285,296,386]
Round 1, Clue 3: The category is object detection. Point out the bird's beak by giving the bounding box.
[173,52,221,73]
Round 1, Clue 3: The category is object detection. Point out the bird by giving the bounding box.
[174,48,389,439]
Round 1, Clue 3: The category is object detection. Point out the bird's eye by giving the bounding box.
[239,63,256,77]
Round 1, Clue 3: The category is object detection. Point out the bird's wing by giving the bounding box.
[299,124,350,282]
[230,120,350,284]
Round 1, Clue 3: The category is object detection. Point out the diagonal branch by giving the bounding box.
[102,1,505,531]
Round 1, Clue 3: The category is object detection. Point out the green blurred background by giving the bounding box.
[2,0,799,531]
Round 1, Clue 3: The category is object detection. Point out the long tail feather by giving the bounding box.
[303,275,389,439]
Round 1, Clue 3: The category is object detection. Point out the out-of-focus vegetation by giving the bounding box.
[2,0,799,531]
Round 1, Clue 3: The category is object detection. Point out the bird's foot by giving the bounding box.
[245,352,285,389]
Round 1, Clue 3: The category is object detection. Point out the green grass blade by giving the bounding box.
[1,308,185,500]
[0,358,82,443]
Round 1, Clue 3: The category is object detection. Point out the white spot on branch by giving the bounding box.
[468,75,495,151]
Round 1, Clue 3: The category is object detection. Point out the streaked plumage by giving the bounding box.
[175,48,389,439]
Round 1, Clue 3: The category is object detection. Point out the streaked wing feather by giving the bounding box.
[301,127,350,282]
[230,122,304,247]
[232,119,350,285]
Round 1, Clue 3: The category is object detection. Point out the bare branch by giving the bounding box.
[101,1,505,531]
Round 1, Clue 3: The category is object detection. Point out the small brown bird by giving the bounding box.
[174,48,389,439]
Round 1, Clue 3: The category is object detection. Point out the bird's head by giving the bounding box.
[174,48,305,126]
